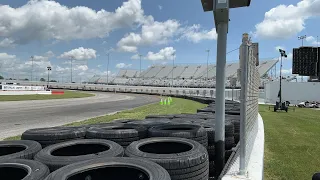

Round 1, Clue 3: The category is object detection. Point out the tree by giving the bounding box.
[24,78,29,81]
[40,78,46,82]
[0,75,3,80]
[50,80,57,82]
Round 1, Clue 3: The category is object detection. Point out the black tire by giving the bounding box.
[209,161,216,177]
[35,138,84,148]
[125,137,209,180]
[225,122,234,137]
[225,136,235,150]
[145,115,175,119]
[127,119,172,129]
[207,145,215,161]
[0,140,42,161]
[0,159,49,180]
[86,124,147,139]
[34,139,124,171]
[148,124,208,148]
[234,133,240,144]
[202,126,215,145]
[21,126,86,141]
[225,149,233,161]
[44,157,171,180]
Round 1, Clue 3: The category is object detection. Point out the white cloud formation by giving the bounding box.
[181,25,217,43]
[131,54,141,60]
[0,0,146,45]
[255,0,320,39]
[306,36,319,45]
[145,47,176,61]
[158,5,162,10]
[117,19,181,52]
[59,47,97,60]
[116,63,132,69]
[0,38,16,48]
[45,51,55,58]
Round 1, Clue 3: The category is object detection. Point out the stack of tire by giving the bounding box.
[85,124,148,148]
[148,124,208,148]
[21,126,86,148]
[125,137,209,180]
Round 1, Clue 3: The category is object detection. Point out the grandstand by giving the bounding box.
[89,60,278,88]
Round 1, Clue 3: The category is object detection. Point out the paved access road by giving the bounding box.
[0,91,158,139]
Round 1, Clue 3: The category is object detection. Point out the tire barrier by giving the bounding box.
[148,124,208,148]
[0,140,42,161]
[125,137,209,180]
[34,139,124,171]
[86,124,148,148]
[44,157,171,180]
[21,126,86,148]
[0,159,49,180]
[3,94,240,179]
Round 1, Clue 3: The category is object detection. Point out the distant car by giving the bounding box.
[297,101,319,108]
[298,102,306,108]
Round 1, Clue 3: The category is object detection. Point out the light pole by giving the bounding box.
[139,54,143,76]
[30,56,34,81]
[47,66,51,86]
[172,52,175,88]
[106,53,110,85]
[206,49,210,81]
[279,49,287,105]
[298,35,307,47]
[69,56,74,83]
[200,0,251,176]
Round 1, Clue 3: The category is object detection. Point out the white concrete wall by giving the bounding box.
[265,81,320,104]
[0,91,51,95]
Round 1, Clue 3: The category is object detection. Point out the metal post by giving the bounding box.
[107,53,110,85]
[31,56,34,81]
[139,54,142,76]
[239,33,249,175]
[70,57,73,83]
[172,53,175,88]
[206,49,210,82]
[47,69,49,86]
[215,22,228,175]
[280,56,283,104]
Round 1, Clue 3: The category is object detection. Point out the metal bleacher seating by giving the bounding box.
[89,60,278,88]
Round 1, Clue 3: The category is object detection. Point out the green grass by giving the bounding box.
[260,105,320,180]
[0,91,94,101]
[4,97,207,140]
[68,97,207,126]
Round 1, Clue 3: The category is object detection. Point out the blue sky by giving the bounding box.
[0,0,319,82]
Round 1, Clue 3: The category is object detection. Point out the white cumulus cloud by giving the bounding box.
[181,25,217,43]
[117,19,180,52]
[0,0,146,45]
[145,47,176,61]
[254,0,320,39]
[116,63,132,69]
[59,47,97,60]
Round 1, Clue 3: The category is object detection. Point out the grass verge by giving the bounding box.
[4,97,207,140]
[260,105,320,180]
[0,90,94,101]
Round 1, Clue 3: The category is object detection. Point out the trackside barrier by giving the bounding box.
[220,34,263,180]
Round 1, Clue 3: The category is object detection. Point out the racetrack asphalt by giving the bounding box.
[0,91,158,139]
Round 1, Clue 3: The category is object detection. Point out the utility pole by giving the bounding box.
[172,53,175,88]
[298,35,307,47]
[69,56,74,83]
[31,56,34,81]
[107,53,110,85]
[206,49,210,81]
[139,54,143,76]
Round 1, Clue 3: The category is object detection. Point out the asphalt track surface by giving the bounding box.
[0,91,158,139]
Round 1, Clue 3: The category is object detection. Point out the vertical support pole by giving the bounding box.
[239,33,249,175]
[107,53,110,85]
[215,22,228,175]
[280,56,283,104]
